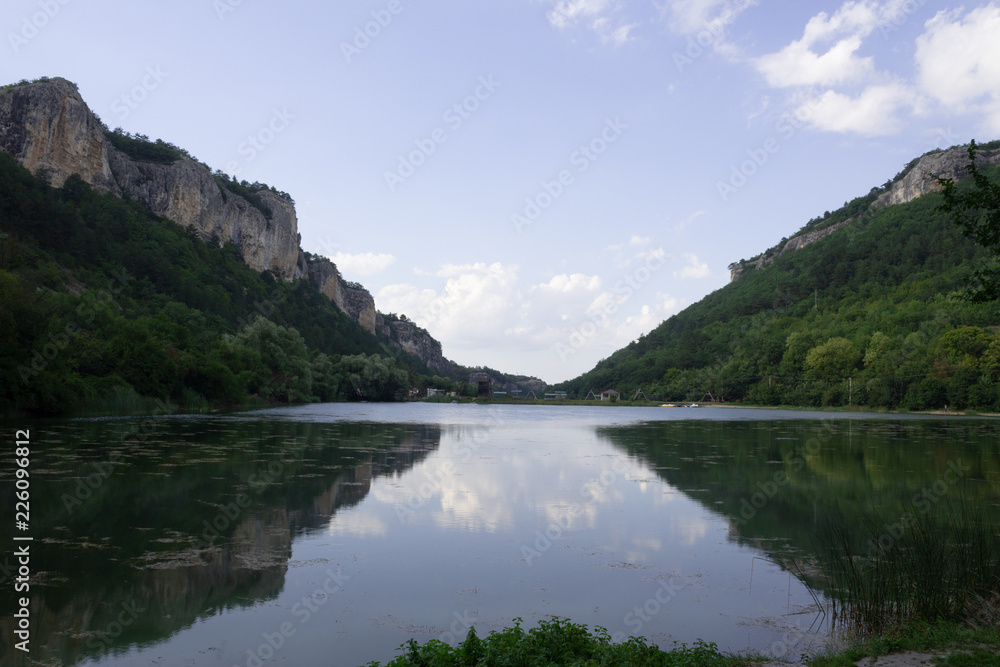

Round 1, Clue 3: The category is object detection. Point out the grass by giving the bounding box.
[807,622,1000,666]
[362,617,758,666]
[361,617,1000,666]
[817,503,1000,638]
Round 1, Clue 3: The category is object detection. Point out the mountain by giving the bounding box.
[556,142,1000,411]
[0,76,545,413]
[0,76,461,378]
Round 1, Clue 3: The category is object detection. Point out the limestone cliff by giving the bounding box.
[0,77,471,380]
[873,143,1000,209]
[729,220,850,282]
[307,255,378,334]
[377,316,459,376]
[0,77,305,280]
[729,142,1000,283]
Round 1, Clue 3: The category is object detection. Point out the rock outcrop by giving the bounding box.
[874,143,1000,209]
[377,316,458,376]
[0,77,471,380]
[0,77,305,281]
[307,256,378,334]
[730,142,1000,283]
[729,219,850,282]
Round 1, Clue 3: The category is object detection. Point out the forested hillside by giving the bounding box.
[556,151,1000,411]
[0,152,428,414]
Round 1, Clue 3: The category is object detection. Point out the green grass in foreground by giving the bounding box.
[361,617,1000,667]
[809,622,1000,666]
[362,617,753,666]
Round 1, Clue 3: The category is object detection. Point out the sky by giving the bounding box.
[4,0,1000,383]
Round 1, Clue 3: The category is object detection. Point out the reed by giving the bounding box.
[818,502,1000,637]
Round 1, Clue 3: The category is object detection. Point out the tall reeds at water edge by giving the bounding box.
[817,501,1000,637]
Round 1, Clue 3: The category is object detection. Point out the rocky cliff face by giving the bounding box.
[0,77,467,378]
[874,143,1000,209]
[730,143,1000,283]
[0,77,305,281]
[307,256,378,334]
[377,317,458,376]
[729,219,850,282]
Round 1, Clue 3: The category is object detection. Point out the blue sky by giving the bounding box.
[5,0,1000,383]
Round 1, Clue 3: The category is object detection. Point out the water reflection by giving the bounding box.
[4,406,996,667]
[0,418,441,667]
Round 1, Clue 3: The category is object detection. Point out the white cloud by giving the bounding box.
[542,0,639,47]
[753,1,904,88]
[795,83,914,136]
[331,252,396,277]
[547,0,613,28]
[674,253,711,279]
[661,0,756,35]
[752,1,922,136]
[915,4,1000,133]
[375,257,685,379]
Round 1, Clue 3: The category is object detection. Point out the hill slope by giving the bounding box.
[556,143,1000,411]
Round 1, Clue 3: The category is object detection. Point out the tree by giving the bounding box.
[804,337,860,379]
[937,140,1000,302]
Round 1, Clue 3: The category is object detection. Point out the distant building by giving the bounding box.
[468,372,493,398]
[427,388,445,397]
[600,389,620,401]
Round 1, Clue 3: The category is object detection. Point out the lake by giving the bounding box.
[2,404,998,666]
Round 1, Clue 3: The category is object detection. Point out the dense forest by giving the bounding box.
[0,151,433,414]
[556,153,1000,412]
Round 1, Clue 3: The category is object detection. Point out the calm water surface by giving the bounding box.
[2,404,998,666]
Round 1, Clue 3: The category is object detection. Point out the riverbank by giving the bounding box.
[361,619,1000,666]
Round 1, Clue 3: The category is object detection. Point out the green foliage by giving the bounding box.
[366,617,742,667]
[212,172,279,221]
[557,159,1000,412]
[937,140,1000,302]
[0,151,412,414]
[105,129,186,164]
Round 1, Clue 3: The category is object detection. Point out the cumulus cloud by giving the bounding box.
[375,251,686,378]
[915,3,1000,133]
[752,1,917,88]
[331,252,396,276]
[673,253,711,280]
[795,83,915,136]
[752,1,920,136]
